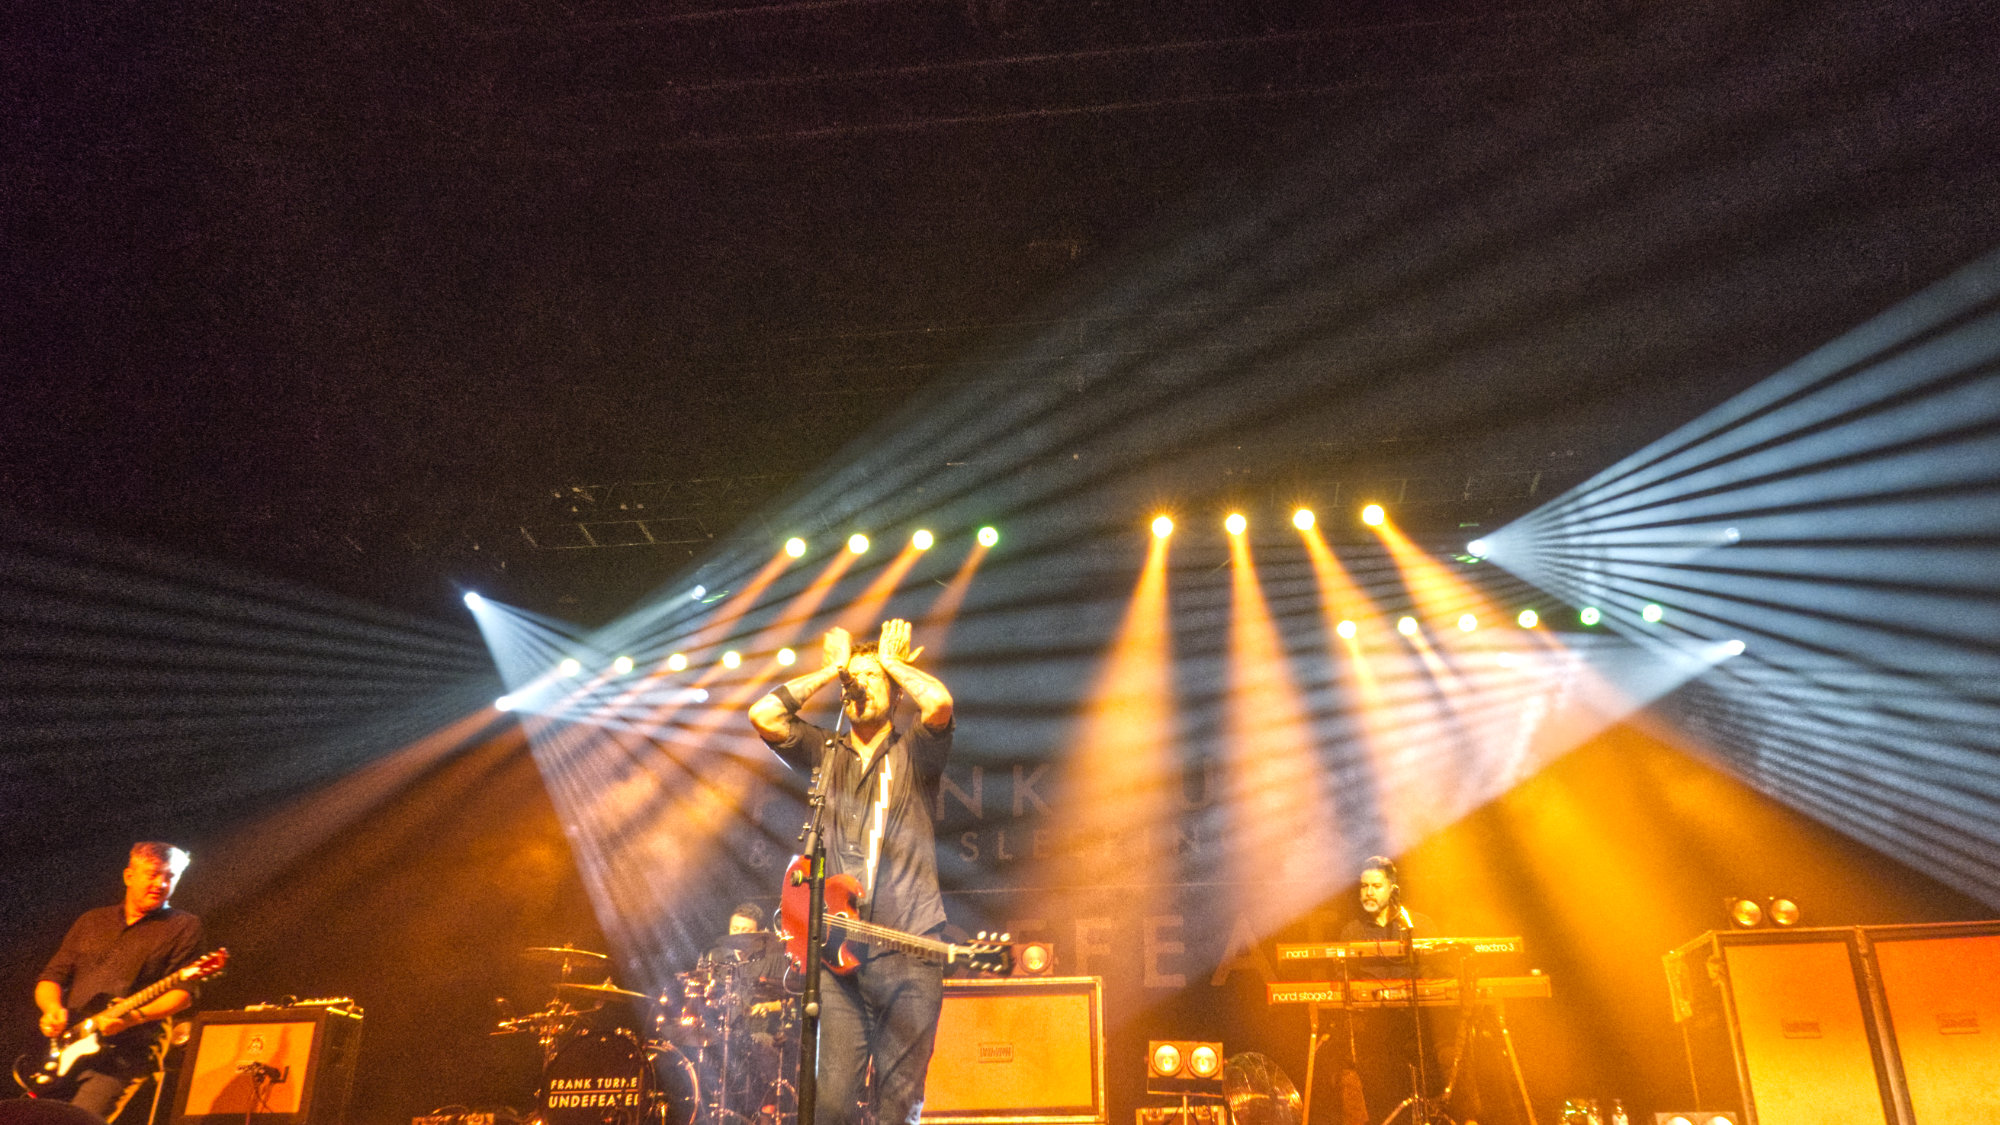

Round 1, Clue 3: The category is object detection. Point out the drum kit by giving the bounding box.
[498,944,797,1125]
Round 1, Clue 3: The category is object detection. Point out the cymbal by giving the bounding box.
[522,945,608,964]
[560,980,647,1000]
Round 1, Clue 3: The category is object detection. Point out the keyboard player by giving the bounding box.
[1334,856,1441,1124]
[1339,855,1435,952]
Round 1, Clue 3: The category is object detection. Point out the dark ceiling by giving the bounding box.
[6,0,1998,621]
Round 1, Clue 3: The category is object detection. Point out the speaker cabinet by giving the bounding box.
[170,1006,363,1125]
[1718,940,1887,1125]
[1872,931,2000,1124]
[922,976,1105,1125]
[1666,921,2000,1125]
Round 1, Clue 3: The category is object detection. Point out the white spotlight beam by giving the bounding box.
[1482,250,2000,905]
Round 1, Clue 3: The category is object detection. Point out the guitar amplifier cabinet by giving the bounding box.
[170,1006,363,1125]
[1664,921,2000,1125]
[1870,929,2000,1124]
[922,977,1106,1125]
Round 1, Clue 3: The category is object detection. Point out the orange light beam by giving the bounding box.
[1300,527,1406,846]
[629,550,862,738]
[1033,532,1178,893]
[764,548,861,643]
[1300,530,1385,705]
[835,541,923,637]
[585,550,790,734]
[919,541,992,656]
[199,707,516,909]
[1373,518,1497,646]
[1224,532,1342,917]
[677,549,794,656]
[670,539,951,744]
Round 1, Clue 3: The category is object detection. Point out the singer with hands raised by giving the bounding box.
[748,619,954,1125]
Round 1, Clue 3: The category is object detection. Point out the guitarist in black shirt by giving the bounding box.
[32,843,205,1121]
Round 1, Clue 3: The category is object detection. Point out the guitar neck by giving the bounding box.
[838,917,956,963]
[93,968,187,1028]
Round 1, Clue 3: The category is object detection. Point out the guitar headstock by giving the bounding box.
[182,949,230,983]
[957,932,1014,976]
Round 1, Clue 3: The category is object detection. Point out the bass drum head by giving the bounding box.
[646,1041,702,1125]
[539,1028,649,1125]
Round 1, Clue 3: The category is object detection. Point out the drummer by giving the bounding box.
[704,902,789,1018]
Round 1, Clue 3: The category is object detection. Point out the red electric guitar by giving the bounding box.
[777,856,1011,976]
[15,948,230,1098]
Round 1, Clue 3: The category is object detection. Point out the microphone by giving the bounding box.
[236,1062,287,1084]
[1397,904,1414,930]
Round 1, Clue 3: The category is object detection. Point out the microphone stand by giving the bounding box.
[1399,902,1434,1125]
[793,709,845,1125]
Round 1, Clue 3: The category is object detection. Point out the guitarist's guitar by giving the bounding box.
[14,948,230,1098]
[778,856,1011,976]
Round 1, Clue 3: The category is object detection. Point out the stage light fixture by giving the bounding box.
[1642,603,1665,623]
[977,526,1000,547]
[667,653,688,672]
[1015,941,1055,976]
[1361,504,1385,527]
[1517,609,1539,629]
[912,529,934,550]
[777,647,796,666]
[558,658,582,678]
[692,688,709,703]
[1656,1114,1741,1124]
[690,585,707,601]
[1726,897,1764,928]
[1579,607,1601,626]
[1467,539,1490,558]
[495,695,514,712]
[722,651,742,669]
[1147,1040,1225,1093]
[848,534,870,555]
[1224,512,1246,536]
[1723,527,1741,543]
[1293,509,1315,531]
[463,591,483,609]
[1458,614,1477,632]
[1152,516,1174,538]
[1768,898,1802,926]
[1336,620,1357,640]
[611,655,634,675]
[785,537,807,558]
[1397,616,1418,637]
[1722,639,1747,656]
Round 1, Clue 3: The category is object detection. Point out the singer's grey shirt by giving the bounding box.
[766,695,953,945]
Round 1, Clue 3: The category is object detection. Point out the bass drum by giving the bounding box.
[646,1040,703,1125]
[537,1028,653,1125]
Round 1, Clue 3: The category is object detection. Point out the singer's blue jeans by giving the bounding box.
[813,949,944,1125]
